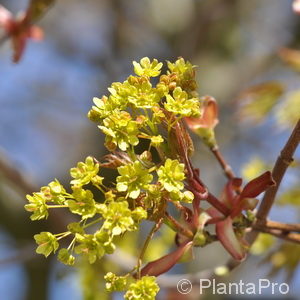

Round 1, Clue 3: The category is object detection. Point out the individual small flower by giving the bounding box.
[66,187,97,219]
[150,135,164,147]
[170,190,194,203]
[58,248,75,266]
[94,230,116,254]
[124,276,160,300]
[25,192,48,220]
[99,111,140,151]
[70,156,102,186]
[67,222,85,235]
[101,201,145,235]
[167,57,195,76]
[116,161,153,199]
[131,206,148,222]
[185,96,218,148]
[37,179,66,205]
[34,232,59,257]
[75,234,105,264]
[133,57,163,77]
[126,77,161,109]
[164,87,200,117]
[167,58,197,92]
[104,272,127,292]
[157,159,185,193]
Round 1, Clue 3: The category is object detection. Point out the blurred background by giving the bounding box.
[0,0,299,299]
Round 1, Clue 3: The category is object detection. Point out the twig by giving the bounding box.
[165,212,194,239]
[254,227,300,244]
[136,218,164,278]
[0,243,36,266]
[209,119,300,280]
[0,148,38,194]
[253,220,300,233]
[207,193,230,216]
[255,119,300,224]
[211,147,236,180]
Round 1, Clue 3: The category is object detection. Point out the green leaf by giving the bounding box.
[28,0,55,21]
[276,187,300,206]
[276,90,300,129]
[237,81,284,123]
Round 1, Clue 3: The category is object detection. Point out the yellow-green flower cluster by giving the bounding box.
[124,276,159,300]
[25,156,148,265]
[88,57,202,153]
[25,57,205,300]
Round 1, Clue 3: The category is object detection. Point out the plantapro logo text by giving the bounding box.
[199,278,289,295]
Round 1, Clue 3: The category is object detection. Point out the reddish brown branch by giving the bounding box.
[207,193,231,216]
[256,119,300,224]
[254,220,300,233]
[211,147,236,180]
[254,227,300,244]
[165,212,194,239]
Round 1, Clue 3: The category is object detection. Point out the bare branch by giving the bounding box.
[256,119,300,223]
[254,227,300,244]
[253,220,300,233]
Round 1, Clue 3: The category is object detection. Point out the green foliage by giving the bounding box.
[250,233,275,255]
[237,81,284,123]
[276,186,300,206]
[265,242,300,280]
[276,90,300,129]
[241,156,268,181]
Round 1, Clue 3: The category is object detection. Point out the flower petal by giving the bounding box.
[216,217,246,261]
